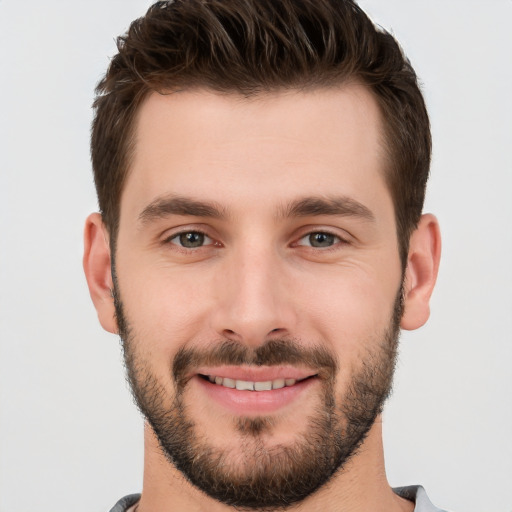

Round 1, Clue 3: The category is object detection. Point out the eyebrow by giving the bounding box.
[279,196,375,222]
[138,195,228,225]
[138,194,375,225]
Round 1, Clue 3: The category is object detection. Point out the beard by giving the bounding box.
[114,283,403,511]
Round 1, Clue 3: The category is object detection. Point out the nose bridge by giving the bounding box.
[213,238,293,344]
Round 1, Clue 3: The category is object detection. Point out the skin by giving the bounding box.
[84,85,441,511]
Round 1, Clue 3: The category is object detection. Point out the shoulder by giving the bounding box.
[108,493,141,512]
[394,485,451,512]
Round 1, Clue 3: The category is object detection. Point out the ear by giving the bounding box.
[83,213,118,334]
[400,213,442,330]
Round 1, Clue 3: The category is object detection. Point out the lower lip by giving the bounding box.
[194,376,317,415]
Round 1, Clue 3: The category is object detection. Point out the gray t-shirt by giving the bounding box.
[109,485,449,511]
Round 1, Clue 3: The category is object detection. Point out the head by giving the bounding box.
[91,0,431,266]
[85,1,440,509]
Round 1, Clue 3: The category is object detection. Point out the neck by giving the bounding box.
[136,417,414,512]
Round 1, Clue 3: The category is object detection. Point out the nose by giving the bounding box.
[211,242,297,347]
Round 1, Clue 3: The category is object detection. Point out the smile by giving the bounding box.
[201,374,308,391]
[192,366,320,414]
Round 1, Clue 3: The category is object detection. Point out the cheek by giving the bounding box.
[296,264,400,352]
[116,258,216,368]
[299,273,399,397]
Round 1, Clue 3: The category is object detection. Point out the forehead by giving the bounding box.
[122,85,389,219]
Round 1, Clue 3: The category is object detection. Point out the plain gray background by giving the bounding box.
[0,1,511,511]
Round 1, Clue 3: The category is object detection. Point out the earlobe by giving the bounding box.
[83,213,118,334]
[400,214,442,331]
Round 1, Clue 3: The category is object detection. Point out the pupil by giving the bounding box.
[310,232,334,247]
[180,232,204,248]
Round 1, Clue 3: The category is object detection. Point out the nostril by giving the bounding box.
[222,329,241,340]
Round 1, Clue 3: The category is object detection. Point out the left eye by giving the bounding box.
[297,232,340,248]
[169,231,213,248]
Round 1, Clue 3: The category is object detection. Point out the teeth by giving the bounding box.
[207,376,298,391]
[222,377,236,389]
[235,380,254,391]
[272,378,285,389]
[254,381,272,391]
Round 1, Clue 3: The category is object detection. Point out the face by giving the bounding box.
[113,86,404,508]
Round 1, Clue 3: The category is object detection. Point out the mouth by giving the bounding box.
[198,373,314,391]
[192,367,320,415]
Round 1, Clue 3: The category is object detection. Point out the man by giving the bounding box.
[83,0,443,510]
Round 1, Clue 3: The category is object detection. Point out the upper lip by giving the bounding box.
[194,365,317,382]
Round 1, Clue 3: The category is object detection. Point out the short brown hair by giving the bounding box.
[91,0,431,265]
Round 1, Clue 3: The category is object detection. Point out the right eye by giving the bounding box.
[167,231,213,249]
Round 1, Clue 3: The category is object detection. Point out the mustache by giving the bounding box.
[172,338,339,389]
